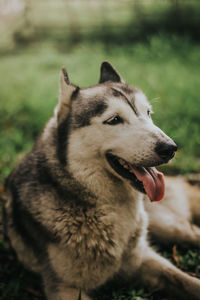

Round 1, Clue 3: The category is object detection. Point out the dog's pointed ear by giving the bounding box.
[55,67,77,125]
[99,61,124,84]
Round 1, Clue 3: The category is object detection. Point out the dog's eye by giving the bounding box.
[103,115,124,125]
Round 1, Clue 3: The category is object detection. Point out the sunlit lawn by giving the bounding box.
[1,36,200,184]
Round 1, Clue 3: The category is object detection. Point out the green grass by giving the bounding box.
[0,34,200,299]
[1,35,200,183]
[0,242,44,300]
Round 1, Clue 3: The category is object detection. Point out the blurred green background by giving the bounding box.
[0,0,200,184]
[0,1,200,299]
[0,0,200,182]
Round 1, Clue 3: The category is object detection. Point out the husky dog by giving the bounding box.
[4,62,200,300]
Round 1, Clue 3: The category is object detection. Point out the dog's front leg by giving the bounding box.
[121,245,200,299]
[46,288,91,300]
[44,284,92,300]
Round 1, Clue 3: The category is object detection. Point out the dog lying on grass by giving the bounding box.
[4,62,200,300]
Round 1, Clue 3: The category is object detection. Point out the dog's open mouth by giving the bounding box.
[106,153,165,202]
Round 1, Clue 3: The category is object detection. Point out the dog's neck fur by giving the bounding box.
[38,116,148,259]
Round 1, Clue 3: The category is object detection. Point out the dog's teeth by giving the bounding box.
[119,159,124,165]
[128,165,132,171]
[119,159,128,168]
[118,158,132,171]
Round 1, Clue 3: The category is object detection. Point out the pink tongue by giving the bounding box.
[131,167,165,202]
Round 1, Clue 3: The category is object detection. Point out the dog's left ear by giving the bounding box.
[99,61,124,84]
[55,67,77,125]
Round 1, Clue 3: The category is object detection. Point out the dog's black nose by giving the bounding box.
[155,142,177,161]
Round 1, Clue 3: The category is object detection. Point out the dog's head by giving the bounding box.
[55,62,177,202]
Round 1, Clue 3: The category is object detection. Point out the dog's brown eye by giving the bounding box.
[103,115,124,125]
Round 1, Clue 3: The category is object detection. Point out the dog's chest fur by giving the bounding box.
[47,187,147,290]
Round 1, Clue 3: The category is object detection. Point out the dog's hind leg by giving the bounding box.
[147,204,200,246]
[122,245,200,299]
[145,177,200,246]
[187,183,200,227]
